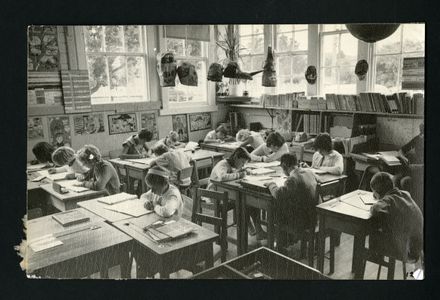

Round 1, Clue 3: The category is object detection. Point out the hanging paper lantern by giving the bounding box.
[262,46,276,87]
[177,62,198,86]
[156,52,177,87]
[346,24,400,43]
[207,63,223,82]
[305,65,317,84]
[355,59,369,80]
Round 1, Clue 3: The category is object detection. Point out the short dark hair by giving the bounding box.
[280,153,298,169]
[266,132,285,148]
[370,172,395,197]
[227,147,251,168]
[145,166,169,187]
[313,133,333,152]
[32,142,55,163]
[138,129,153,141]
[215,125,228,136]
[153,144,169,156]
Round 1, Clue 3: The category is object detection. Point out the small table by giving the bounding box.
[40,183,107,211]
[113,214,218,278]
[316,190,375,279]
[25,208,132,278]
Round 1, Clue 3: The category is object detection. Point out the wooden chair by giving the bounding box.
[110,161,129,193]
[176,166,194,195]
[192,188,228,263]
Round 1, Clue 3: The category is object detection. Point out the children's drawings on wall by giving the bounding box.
[172,114,188,142]
[48,116,71,147]
[108,113,138,135]
[27,117,44,140]
[275,110,292,140]
[189,112,212,132]
[140,112,159,140]
[28,26,60,71]
[73,114,105,135]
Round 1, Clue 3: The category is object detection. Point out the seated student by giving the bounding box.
[208,147,266,239]
[204,125,234,143]
[250,132,289,163]
[369,172,423,262]
[120,128,154,159]
[155,131,182,149]
[31,142,55,166]
[150,144,191,186]
[74,145,120,195]
[264,153,318,251]
[50,146,89,179]
[141,166,183,218]
[236,129,265,152]
[302,133,343,175]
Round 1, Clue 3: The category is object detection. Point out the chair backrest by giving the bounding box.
[193,188,228,262]
[317,180,343,202]
[110,161,128,184]
[176,166,194,192]
[190,157,214,187]
[358,165,381,191]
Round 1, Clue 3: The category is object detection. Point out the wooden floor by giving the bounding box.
[91,198,423,280]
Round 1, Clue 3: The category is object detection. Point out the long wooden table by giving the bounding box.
[212,165,347,256]
[200,141,241,158]
[25,208,132,278]
[110,149,224,194]
[316,189,376,279]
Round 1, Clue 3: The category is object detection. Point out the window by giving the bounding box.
[274,25,308,94]
[165,38,209,104]
[83,26,149,105]
[238,25,265,98]
[373,24,425,94]
[319,25,358,94]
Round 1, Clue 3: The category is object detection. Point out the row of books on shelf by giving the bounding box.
[261,92,424,115]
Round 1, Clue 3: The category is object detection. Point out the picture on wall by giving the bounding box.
[140,112,159,140]
[275,109,292,140]
[73,114,105,135]
[27,117,44,140]
[28,25,60,71]
[189,112,212,132]
[48,116,71,147]
[108,113,138,135]
[172,114,188,142]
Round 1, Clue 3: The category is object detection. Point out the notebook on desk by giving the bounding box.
[378,151,401,166]
[98,192,138,205]
[52,210,90,227]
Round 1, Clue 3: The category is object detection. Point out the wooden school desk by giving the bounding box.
[350,152,402,172]
[113,214,218,278]
[200,141,241,158]
[316,190,376,279]
[25,208,132,278]
[213,166,347,256]
[110,149,224,194]
[40,183,107,211]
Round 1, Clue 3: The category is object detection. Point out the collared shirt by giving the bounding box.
[311,150,344,175]
[250,143,289,163]
[140,184,183,217]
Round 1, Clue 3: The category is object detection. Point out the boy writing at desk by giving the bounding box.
[120,128,154,159]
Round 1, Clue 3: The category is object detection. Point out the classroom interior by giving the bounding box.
[25,24,424,280]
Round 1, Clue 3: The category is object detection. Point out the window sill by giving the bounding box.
[159,104,218,116]
[92,101,161,113]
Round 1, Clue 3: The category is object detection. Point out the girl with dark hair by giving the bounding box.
[250,132,289,163]
[303,133,343,175]
[32,142,55,165]
[74,145,120,195]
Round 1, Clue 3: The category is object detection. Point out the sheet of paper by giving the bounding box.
[248,168,276,175]
[37,170,68,181]
[104,199,152,217]
[244,175,273,182]
[56,179,89,192]
[246,161,280,169]
[31,175,46,182]
[27,163,48,172]
[98,192,138,205]
[185,141,199,150]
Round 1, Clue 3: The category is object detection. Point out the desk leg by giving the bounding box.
[353,233,367,279]
[204,242,214,270]
[141,172,148,194]
[119,244,132,279]
[317,214,326,273]
[159,259,171,279]
[242,194,248,253]
[235,192,243,255]
[267,204,274,250]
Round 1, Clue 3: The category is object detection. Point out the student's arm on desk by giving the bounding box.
[370,197,391,216]
[154,195,179,218]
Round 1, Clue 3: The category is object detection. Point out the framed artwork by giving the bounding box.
[27,117,44,140]
[275,109,292,140]
[73,114,105,135]
[108,113,138,135]
[172,114,188,142]
[140,112,159,140]
[28,25,60,71]
[189,112,212,132]
[48,116,71,147]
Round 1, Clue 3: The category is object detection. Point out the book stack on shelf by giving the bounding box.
[261,92,305,109]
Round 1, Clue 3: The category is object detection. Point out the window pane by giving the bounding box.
[127,56,146,97]
[186,40,202,57]
[338,66,357,93]
[87,55,108,98]
[239,25,253,36]
[376,27,402,54]
[403,24,425,53]
[251,55,265,70]
[105,26,124,52]
[278,56,291,75]
[322,34,339,67]
[252,34,264,53]
[166,38,185,56]
[277,32,292,52]
[293,30,308,50]
[108,56,127,93]
[84,26,104,52]
[322,24,346,32]
[170,60,207,103]
[375,55,400,93]
[321,67,338,94]
[339,33,358,66]
[253,25,264,35]
[295,25,308,31]
[240,36,253,55]
[240,56,252,70]
[124,25,141,52]
[278,25,294,33]
[292,54,308,74]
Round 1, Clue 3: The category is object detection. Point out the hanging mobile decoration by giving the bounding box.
[156,52,177,87]
[177,62,198,86]
[305,65,317,84]
[355,59,369,81]
[262,46,277,87]
[207,63,224,82]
